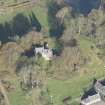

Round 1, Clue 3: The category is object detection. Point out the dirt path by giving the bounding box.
[0,80,10,105]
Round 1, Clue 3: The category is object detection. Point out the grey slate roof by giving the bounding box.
[81,94,102,105]
[94,81,105,95]
[81,80,105,105]
[91,101,105,105]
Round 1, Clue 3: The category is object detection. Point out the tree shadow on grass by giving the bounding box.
[29,11,41,32]
[12,13,31,36]
[0,24,8,42]
[0,12,41,43]
[81,78,97,100]
[47,1,65,38]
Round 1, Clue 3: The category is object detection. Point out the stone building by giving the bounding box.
[81,79,105,105]
[34,43,53,60]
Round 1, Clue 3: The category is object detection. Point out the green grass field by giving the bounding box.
[0,1,49,105]
[8,78,32,105]
[0,0,49,27]
[1,1,105,105]
[7,37,105,105]
[47,37,105,105]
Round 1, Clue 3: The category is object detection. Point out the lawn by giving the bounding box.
[0,0,49,28]
[8,78,32,105]
[47,36,105,105]
[0,0,15,4]
[0,1,49,105]
[1,1,105,105]
[7,34,105,105]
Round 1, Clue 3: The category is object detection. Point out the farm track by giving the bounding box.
[0,0,38,13]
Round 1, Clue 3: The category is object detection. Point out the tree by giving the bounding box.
[56,7,69,24]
